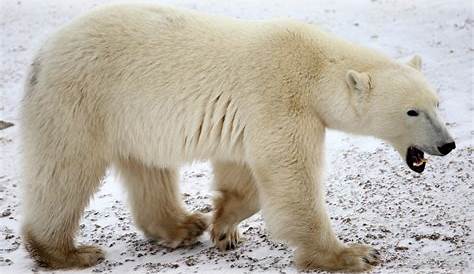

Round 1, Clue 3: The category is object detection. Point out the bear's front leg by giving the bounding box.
[250,137,380,272]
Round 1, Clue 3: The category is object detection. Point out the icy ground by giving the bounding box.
[0,0,473,273]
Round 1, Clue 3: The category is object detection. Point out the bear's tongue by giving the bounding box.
[406,146,427,173]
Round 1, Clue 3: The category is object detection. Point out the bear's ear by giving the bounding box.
[407,55,422,71]
[345,70,371,92]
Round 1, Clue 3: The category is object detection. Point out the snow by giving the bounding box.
[0,0,472,273]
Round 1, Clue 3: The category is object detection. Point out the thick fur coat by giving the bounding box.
[21,4,454,272]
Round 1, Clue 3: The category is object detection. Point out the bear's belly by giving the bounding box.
[106,91,247,167]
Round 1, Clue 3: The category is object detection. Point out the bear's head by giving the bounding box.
[343,56,455,173]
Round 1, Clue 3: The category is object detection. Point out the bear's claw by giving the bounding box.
[210,224,242,251]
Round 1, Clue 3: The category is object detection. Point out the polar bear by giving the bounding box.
[21,4,455,272]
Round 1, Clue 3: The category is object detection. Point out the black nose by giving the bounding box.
[438,142,456,155]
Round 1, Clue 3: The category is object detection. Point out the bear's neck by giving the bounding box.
[305,30,393,135]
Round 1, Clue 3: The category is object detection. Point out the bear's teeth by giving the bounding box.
[413,158,427,167]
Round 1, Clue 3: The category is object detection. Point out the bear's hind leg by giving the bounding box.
[116,158,208,248]
[210,161,260,251]
[22,148,107,269]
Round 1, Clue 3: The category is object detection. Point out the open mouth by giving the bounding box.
[406,146,427,173]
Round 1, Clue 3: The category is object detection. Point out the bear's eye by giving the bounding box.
[407,110,419,117]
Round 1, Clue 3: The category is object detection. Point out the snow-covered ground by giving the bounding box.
[0,0,472,273]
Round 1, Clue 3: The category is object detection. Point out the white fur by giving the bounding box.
[21,4,453,271]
